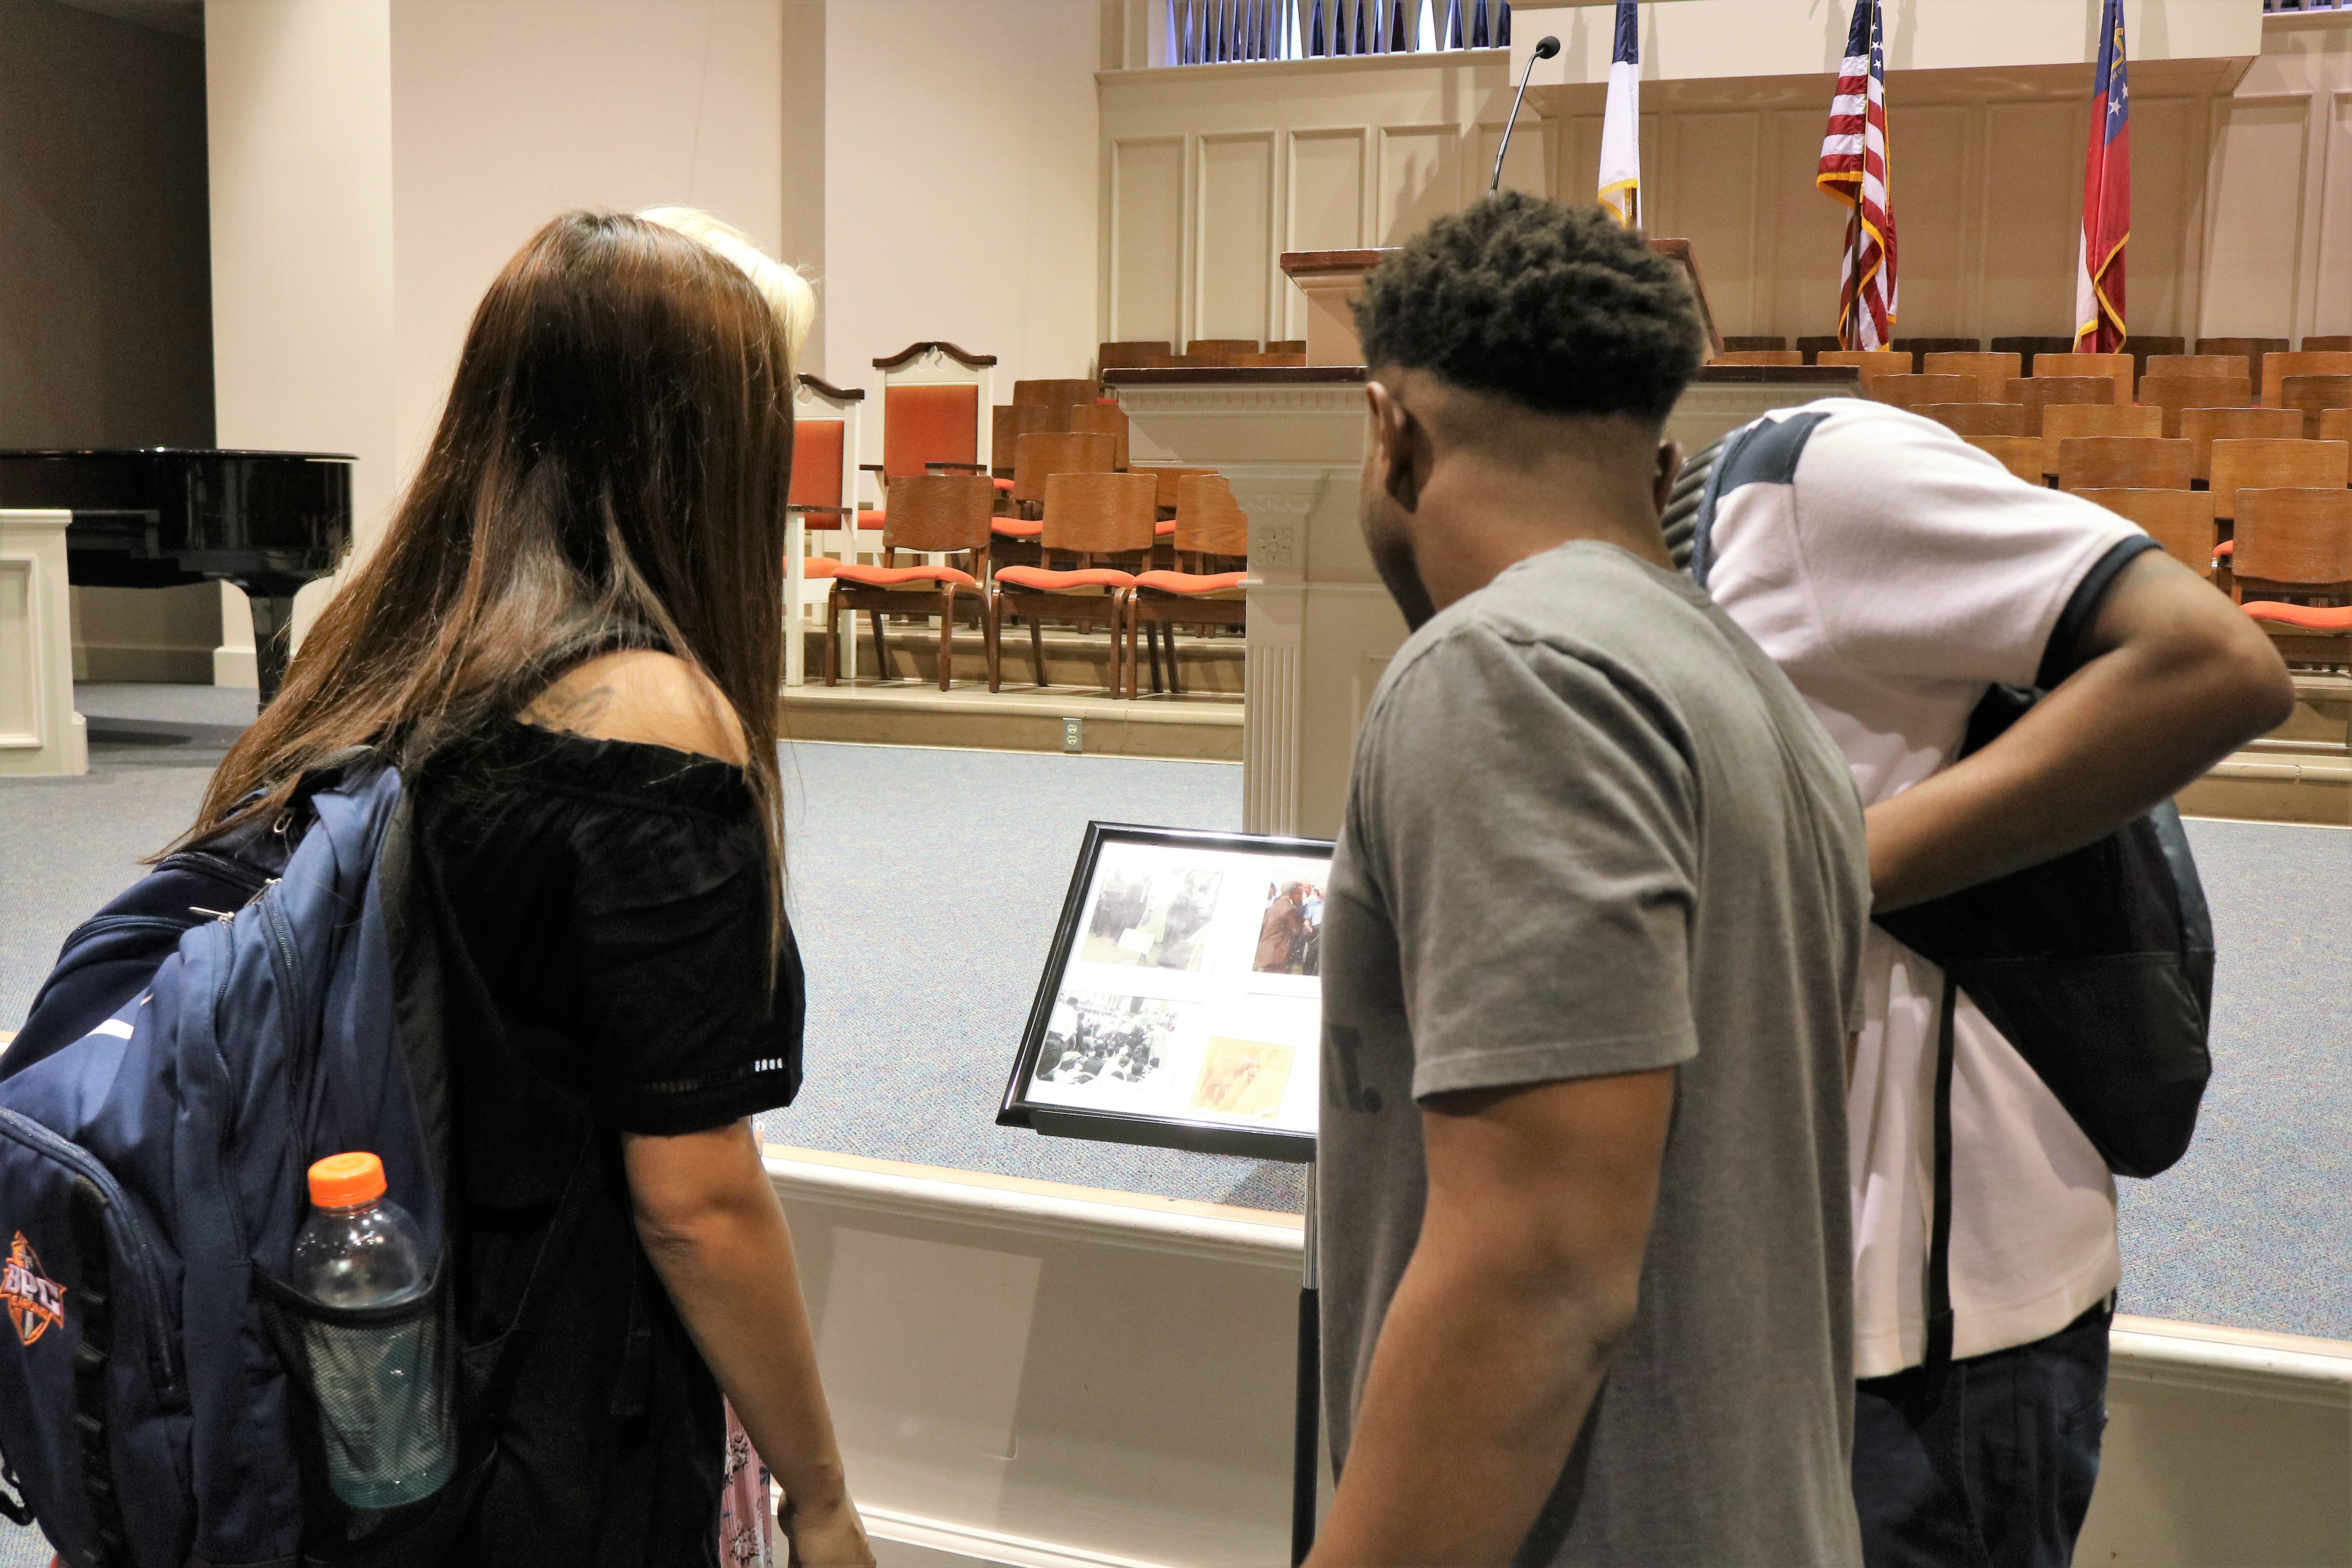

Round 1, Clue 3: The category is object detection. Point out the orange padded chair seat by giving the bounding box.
[990,517,1044,539]
[993,566,1134,592]
[830,563,979,590]
[2241,601,2352,630]
[1153,519,1178,537]
[855,509,887,530]
[2214,540,2235,560]
[1134,570,1247,594]
[799,557,846,579]
[993,476,1016,492]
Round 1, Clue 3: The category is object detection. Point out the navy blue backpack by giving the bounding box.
[0,759,454,1567]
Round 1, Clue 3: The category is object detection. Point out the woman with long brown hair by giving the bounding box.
[179,209,869,1566]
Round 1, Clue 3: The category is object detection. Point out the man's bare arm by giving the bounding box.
[1868,551,2293,913]
[1304,1068,1673,1568]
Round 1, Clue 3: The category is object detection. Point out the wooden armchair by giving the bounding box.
[868,342,998,509]
[1924,352,2022,404]
[2071,489,2219,578]
[994,430,1118,575]
[786,373,869,685]
[2033,351,2133,405]
[1916,403,2025,438]
[2182,408,2305,485]
[988,471,1158,693]
[820,475,996,692]
[1126,473,1250,699]
[2055,437,2190,494]
[2040,403,2160,480]
[2231,490,2352,606]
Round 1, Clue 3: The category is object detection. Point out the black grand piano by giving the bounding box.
[0,448,352,702]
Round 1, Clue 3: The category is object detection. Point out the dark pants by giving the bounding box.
[1852,1299,2112,1568]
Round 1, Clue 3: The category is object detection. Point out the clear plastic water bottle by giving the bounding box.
[291,1152,452,1510]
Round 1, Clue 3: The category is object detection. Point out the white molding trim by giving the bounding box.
[864,1504,1173,1568]
[765,1153,1302,1272]
[2109,1316,2352,1411]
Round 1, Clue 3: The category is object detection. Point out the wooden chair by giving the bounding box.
[1712,350,1804,366]
[2056,437,2190,494]
[1131,462,1220,569]
[2261,351,2352,409]
[1817,349,1910,385]
[1992,335,2077,364]
[2071,488,2219,577]
[1068,403,1131,472]
[1916,403,2027,438]
[997,431,1116,573]
[2123,336,2187,384]
[786,374,870,686]
[1871,374,1971,409]
[1267,339,1306,354]
[2230,489,2352,605]
[2238,599,2352,666]
[1126,474,1251,698]
[2325,408,2352,446]
[2041,403,2161,478]
[2209,438,2350,521]
[2138,375,2252,437]
[1184,339,1260,359]
[1795,335,1842,365]
[987,470,1158,692]
[2198,337,2289,400]
[2182,407,2306,483]
[818,475,996,693]
[1720,335,1788,352]
[2033,351,2133,405]
[2305,337,2352,353]
[869,343,996,509]
[1966,436,2045,485]
[2280,374,2352,439]
[2146,353,2253,394]
[1098,341,1171,370]
[2006,376,2112,437]
[993,403,1067,476]
[1924,352,2022,404]
[1233,352,1308,368]
[1891,337,1980,363]
[1014,378,1103,412]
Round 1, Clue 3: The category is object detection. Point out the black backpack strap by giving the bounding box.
[70,1177,128,1567]
[1924,975,1959,1397]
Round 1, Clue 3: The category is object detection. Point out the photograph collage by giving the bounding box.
[1024,838,1329,1139]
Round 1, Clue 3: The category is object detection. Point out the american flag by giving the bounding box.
[1817,0,1898,350]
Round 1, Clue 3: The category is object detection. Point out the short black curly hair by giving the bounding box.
[1354,193,1706,426]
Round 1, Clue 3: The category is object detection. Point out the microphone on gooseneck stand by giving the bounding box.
[1491,34,1563,198]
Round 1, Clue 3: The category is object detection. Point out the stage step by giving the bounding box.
[2178,674,2349,826]
[779,684,1241,761]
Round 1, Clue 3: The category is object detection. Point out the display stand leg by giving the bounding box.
[1292,1160,1319,1567]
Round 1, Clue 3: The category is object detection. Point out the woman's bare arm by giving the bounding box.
[624,1121,871,1567]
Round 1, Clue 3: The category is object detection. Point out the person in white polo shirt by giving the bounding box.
[1693,399,2294,1568]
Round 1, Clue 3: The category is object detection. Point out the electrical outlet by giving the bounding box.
[1062,717,1083,753]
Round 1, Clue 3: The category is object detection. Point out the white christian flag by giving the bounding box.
[1597,0,1639,227]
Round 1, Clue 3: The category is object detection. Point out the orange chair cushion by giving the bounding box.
[993,476,1016,492]
[2241,600,2352,630]
[994,566,1136,591]
[991,518,1044,539]
[1153,519,1177,536]
[884,383,979,480]
[789,418,844,508]
[857,510,887,530]
[796,557,847,579]
[1134,570,1248,595]
[830,563,979,589]
[2214,539,2234,559]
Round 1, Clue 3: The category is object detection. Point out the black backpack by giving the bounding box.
[1671,416,2215,1383]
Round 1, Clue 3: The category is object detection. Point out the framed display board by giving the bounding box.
[998,822,1332,1163]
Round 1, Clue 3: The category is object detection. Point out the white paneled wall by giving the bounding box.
[1103,13,2352,356]
[1101,51,1540,351]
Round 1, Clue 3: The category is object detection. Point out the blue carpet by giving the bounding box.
[1,686,2344,1339]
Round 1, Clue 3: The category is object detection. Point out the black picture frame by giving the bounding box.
[997,820,1333,1163]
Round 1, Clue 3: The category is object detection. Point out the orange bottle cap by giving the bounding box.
[308,1152,387,1210]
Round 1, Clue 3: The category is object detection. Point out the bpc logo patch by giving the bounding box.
[3,1231,66,1347]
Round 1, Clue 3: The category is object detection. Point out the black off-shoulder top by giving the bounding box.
[407,718,802,1565]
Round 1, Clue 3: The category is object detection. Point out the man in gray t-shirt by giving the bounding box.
[1310,196,1869,1568]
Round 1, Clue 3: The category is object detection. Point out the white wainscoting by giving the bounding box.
[0,510,87,778]
[772,1147,2352,1568]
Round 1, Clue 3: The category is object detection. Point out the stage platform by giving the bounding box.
[2180,673,2351,827]
[783,621,1242,761]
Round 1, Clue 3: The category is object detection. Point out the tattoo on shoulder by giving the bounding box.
[524,683,615,731]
